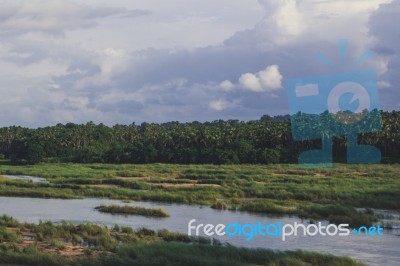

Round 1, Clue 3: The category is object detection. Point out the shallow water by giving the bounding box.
[0,196,398,266]
[1,175,49,184]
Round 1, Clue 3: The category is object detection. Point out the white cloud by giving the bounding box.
[239,73,262,92]
[0,0,397,126]
[272,0,304,36]
[219,80,234,91]
[209,99,228,111]
[239,65,282,92]
[100,48,130,77]
[258,65,282,91]
[229,0,390,49]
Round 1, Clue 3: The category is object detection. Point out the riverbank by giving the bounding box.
[0,163,398,227]
[0,196,398,266]
[0,215,364,266]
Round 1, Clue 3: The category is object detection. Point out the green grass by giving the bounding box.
[239,200,297,215]
[0,162,398,226]
[0,215,364,266]
[298,205,378,227]
[95,205,169,217]
[112,241,364,266]
[0,242,365,266]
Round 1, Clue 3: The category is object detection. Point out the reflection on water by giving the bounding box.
[0,196,398,266]
[1,175,49,184]
[374,209,400,229]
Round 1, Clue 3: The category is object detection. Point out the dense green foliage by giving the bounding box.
[95,205,169,217]
[0,215,364,266]
[1,111,399,164]
[0,163,398,226]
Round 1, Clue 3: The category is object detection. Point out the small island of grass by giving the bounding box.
[95,204,170,218]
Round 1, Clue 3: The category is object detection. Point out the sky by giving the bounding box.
[0,0,398,127]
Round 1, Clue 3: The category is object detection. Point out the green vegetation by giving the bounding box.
[0,215,364,266]
[0,111,399,165]
[0,163,398,227]
[0,107,395,265]
[298,205,377,227]
[95,205,169,217]
[112,242,364,266]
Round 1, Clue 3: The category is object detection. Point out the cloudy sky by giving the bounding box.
[0,0,398,127]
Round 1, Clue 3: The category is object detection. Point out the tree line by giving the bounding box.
[1,111,399,164]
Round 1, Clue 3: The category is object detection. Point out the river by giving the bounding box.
[0,196,398,266]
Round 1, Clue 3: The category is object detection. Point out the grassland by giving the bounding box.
[0,162,399,226]
[95,205,169,217]
[0,215,364,266]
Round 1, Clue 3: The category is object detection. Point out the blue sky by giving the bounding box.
[0,0,398,127]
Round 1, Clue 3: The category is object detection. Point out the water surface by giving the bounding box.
[1,175,49,184]
[0,196,398,266]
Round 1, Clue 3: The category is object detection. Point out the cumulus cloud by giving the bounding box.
[258,0,304,37]
[226,0,389,50]
[239,65,282,92]
[209,99,228,111]
[239,73,262,92]
[258,65,282,90]
[220,80,234,91]
[0,0,397,127]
